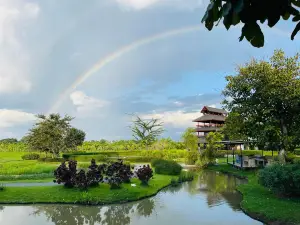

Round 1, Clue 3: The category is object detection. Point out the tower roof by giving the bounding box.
[201,106,227,114]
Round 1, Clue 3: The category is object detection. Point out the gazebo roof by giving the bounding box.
[201,106,227,115]
[192,114,225,122]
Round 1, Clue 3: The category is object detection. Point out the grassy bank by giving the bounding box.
[0,175,174,205]
[207,165,300,225]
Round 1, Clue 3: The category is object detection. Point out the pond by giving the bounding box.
[0,171,263,225]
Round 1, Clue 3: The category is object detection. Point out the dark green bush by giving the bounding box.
[21,153,40,160]
[258,163,300,197]
[151,159,182,175]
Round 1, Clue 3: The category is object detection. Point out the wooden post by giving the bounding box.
[240,144,243,169]
[233,146,235,165]
[227,143,229,164]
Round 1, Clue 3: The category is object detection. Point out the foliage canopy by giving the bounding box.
[202,0,300,47]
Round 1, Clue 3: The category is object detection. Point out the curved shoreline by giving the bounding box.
[0,175,179,206]
[207,166,299,225]
[0,183,172,206]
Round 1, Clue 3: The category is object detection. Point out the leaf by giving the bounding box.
[292,0,300,8]
[232,13,240,25]
[288,6,300,15]
[233,0,244,14]
[292,15,300,21]
[241,22,264,47]
[223,15,232,30]
[268,14,281,27]
[205,21,214,31]
[222,2,232,17]
[282,12,290,20]
[201,11,209,23]
[291,21,300,40]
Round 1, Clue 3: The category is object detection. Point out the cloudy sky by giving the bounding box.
[0,0,299,141]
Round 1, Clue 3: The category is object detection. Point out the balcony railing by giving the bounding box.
[196,124,224,128]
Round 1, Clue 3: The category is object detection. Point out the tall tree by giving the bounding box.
[130,115,164,149]
[202,0,300,47]
[222,49,300,160]
[65,128,86,150]
[27,114,73,157]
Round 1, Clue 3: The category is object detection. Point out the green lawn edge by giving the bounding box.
[0,174,175,205]
[207,165,300,225]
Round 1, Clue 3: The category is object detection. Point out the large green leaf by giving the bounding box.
[232,13,240,25]
[268,14,281,27]
[291,21,300,40]
[241,22,264,47]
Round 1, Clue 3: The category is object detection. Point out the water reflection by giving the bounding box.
[0,171,262,225]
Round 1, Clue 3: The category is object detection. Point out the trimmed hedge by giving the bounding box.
[151,159,182,175]
[21,153,40,160]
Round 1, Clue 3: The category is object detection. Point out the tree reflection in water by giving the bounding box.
[185,170,245,210]
[0,206,4,212]
[32,196,156,225]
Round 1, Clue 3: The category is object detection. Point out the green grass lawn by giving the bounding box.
[207,164,300,225]
[0,175,173,205]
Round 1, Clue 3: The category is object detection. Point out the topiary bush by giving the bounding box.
[151,159,182,175]
[136,165,153,185]
[22,153,40,160]
[258,163,300,197]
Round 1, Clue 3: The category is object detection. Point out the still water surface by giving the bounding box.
[0,171,262,225]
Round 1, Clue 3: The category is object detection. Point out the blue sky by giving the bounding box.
[0,0,300,141]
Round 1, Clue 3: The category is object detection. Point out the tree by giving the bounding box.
[0,138,18,143]
[65,128,86,150]
[199,132,224,167]
[27,114,73,157]
[181,128,198,151]
[202,0,300,47]
[222,49,300,161]
[130,115,164,149]
[181,128,199,165]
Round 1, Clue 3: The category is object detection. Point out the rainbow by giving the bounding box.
[48,25,203,113]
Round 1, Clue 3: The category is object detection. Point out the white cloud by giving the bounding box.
[0,109,35,128]
[70,91,110,116]
[115,0,206,10]
[0,0,40,94]
[141,110,201,128]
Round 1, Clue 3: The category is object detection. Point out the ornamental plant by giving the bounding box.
[136,165,153,186]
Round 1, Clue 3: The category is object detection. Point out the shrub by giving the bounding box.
[104,159,133,189]
[21,153,40,160]
[136,165,153,185]
[54,160,78,188]
[258,163,300,197]
[152,159,182,175]
[293,157,300,164]
[0,183,5,191]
